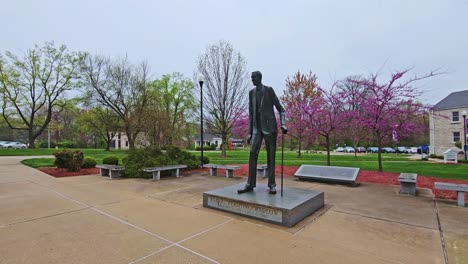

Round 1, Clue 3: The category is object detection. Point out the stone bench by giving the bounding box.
[203,164,241,178]
[398,173,418,195]
[294,165,360,186]
[434,182,468,207]
[256,164,268,178]
[96,164,125,179]
[143,165,188,181]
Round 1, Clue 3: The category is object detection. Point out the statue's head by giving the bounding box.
[251,71,262,86]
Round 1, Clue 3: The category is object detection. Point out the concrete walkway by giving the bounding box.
[0,156,466,264]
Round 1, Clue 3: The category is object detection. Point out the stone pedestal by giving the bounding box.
[203,183,324,227]
[399,173,418,195]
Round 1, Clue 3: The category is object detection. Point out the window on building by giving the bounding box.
[453,132,460,142]
[215,141,218,146]
[452,111,459,122]
[125,141,128,147]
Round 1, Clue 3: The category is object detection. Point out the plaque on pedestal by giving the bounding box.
[203,183,324,227]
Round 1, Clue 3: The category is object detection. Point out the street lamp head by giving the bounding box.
[462,110,467,118]
[198,74,205,87]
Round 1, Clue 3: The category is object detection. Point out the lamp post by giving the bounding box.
[463,110,467,160]
[198,74,205,167]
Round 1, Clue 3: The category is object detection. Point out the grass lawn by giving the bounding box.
[12,148,468,180]
[13,148,128,168]
[201,150,468,180]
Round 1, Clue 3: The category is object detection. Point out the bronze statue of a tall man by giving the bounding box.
[238,71,287,195]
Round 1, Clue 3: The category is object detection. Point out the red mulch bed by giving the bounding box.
[38,164,468,202]
[38,167,100,178]
[192,164,468,202]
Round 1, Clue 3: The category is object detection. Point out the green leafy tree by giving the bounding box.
[145,72,197,146]
[0,42,84,148]
[76,106,121,150]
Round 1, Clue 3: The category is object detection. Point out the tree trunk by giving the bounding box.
[28,132,36,149]
[326,135,331,166]
[105,139,111,151]
[377,136,383,172]
[220,134,227,157]
[298,139,302,158]
[126,129,135,150]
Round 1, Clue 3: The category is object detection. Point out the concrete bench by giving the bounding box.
[294,165,360,186]
[96,164,125,179]
[256,164,268,178]
[203,164,241,178]
[398,173,418,195]
[434,182,468,207]
[143,165,188,181]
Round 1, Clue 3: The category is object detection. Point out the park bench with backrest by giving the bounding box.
[96,164,125,179]
[143,164,187,181]
[434,182,468,207]
[398,173,418,195]
[203,164,241,178]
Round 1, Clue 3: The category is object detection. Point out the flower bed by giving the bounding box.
[38,167,100,177]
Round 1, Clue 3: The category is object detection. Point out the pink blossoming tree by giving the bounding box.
[281,71,320,157]
[350,69,440,171]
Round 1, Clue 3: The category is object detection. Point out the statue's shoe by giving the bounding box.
[269,186,277,194]
[237,186,254,194]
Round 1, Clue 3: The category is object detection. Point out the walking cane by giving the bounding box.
[281,131,284,197]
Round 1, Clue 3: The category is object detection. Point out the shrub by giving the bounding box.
[123,145,199,178]
[53,149,84,172]
[38,141,57,148]
[429,154,437,158]
[54,149,70,169]
[102,155,119,165]
[195,146,210,151]
[197,155,210,165]
[455,141,462,149]
[82,157,97,168]
[122,155,128,165]
[210,144,217,150]
[165,146,199,169]
[57,140,77,148]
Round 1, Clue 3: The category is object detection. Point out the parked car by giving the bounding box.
[395,146,409,154]
[355,147,367,153]
[344,146,355,153]
[334,147,345,152]
[382,147,396,153]
[407,147,418,154]
[0,141,12,148]
[2,141,27,149]
[367,147,379,153]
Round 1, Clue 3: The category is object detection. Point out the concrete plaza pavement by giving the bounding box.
[0,156,466,263]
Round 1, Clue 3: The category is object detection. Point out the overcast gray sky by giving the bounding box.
[2,0,467,105]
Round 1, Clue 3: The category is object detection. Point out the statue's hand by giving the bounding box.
[281,125,288,134]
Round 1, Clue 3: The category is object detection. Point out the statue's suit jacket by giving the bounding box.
[249,85,285,136]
